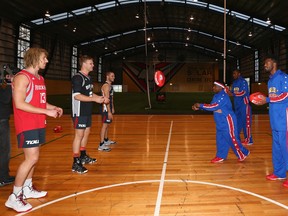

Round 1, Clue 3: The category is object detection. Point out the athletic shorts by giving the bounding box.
[72,116,92,129]
[17,128,46,148]
[101,111,112,124]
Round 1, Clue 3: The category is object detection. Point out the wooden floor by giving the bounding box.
[1,114,288,216]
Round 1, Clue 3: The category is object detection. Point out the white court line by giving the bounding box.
[16,179,288,215]
[154,120,173,216]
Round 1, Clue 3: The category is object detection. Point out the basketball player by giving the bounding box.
[192,81,250,163]
[255,56,288,187]
[71,55,107,174]
[228,69,253,145]
[5,48,63,213]
[98,71,116,151]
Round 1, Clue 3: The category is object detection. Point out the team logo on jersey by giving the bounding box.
[269,87,277,94]
[233,87,239,93]
[86,84,93,90]
[35,85,46,90]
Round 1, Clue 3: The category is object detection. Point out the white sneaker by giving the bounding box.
[23,184,47,199]
[104,139,116,145]
[5,193,32,213]
[98,144,111,152]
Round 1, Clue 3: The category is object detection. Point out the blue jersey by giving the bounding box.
[267,70,288,131]
[199,89,237,131]
[231,76,250,109]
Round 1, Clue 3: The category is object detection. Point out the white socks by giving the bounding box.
[13,178,32,195]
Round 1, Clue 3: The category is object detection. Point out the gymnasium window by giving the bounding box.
[254,50,259,82]
[112,85,122,92]
[98,57,102,82]
[71,46,78,77]
[244,77,250,92]
[17,25,31,69]
[236,59,240,69]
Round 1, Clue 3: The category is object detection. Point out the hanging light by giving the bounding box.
[236,41,240,46]
[45,10,50,17]
[189,15,194,21]
[248,31,253,37]
[135,13,139,19]
[266,17,271,24]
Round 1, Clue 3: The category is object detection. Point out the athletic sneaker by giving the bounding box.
[211,157,224,163]
[72,158,88,174]
[80,155,97,164]
[266,173,286,181]
[241,138,253,146]
[238,151,250,162]
[104,139,117,145]
[5,193,32,213]
[283,180,288,188]
[0,176,15,187]
[23,183,47,199]
[98,144,111,152]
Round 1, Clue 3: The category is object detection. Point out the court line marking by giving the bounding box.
[154,120,173,216]
[16,179,288,216]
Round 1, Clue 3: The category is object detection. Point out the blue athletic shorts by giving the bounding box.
[17,128,46,148]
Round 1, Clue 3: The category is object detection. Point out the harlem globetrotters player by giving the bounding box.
[192,81,250,163]
[229,69,253,145]
[255,55,288,187]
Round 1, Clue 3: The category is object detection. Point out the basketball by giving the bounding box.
[154,70,165,87]
[249,92,266,105]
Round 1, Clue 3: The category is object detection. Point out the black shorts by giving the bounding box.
[101,111,112,124]
[17,128,46,148]
[72,116,92,129]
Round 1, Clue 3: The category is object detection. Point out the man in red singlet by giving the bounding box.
[5,48,63,213]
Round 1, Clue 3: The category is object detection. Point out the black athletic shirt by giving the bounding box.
[71,72,93,117]
[100,82,114,112]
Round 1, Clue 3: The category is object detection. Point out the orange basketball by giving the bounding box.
[154,70,165,87]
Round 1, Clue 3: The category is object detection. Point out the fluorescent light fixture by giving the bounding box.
[45,11,50,17]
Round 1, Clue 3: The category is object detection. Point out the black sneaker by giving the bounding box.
[80,155,97,164]
[0,176,15,187]
[72,158,88,174]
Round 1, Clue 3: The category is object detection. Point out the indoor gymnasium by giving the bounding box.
[0,0,288,215]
